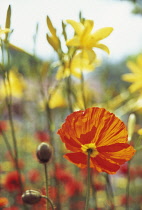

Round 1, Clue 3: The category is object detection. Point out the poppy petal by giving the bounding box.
[64,152,87,168]
[97,143,135,165]
[92,155,120,174]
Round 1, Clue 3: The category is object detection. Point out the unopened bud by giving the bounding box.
[128,113,136,142]
[22,190,41,205]
[36,142,52,163]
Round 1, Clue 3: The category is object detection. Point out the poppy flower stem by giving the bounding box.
[44,163,49,210]
[126,160,131,210]
[85,150,91,210]
[42,195,55,210]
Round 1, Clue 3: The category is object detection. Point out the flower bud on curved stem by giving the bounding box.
[22,190,42,205]
[36,142,53,164]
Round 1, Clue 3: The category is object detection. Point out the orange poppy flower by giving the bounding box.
[57,107,135,174]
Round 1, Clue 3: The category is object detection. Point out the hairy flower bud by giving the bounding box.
[22,190,42,205]
[36,142,52,163]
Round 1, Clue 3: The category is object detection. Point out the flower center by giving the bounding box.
[81,143,98,157]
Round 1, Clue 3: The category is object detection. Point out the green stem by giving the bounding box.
[67,75,73,113]
[81,70,86,109]
[1,130,15,161]
[105,174,115,209]
[85,151,91,210]
[44,163,49,210]
[2,69,24,197]
[126,161,131,210]
[42,195,55,210]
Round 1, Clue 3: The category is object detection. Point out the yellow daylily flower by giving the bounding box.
[56,51,100,80]
[122,54,142,93]
[46,16,60,52]
[0,69,26,99]
[66,19,113,56]
[39,87,67,110]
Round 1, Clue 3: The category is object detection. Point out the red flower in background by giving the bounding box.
[65,179,83,197]
[0,121,7,134]
[0,197,8,208]
[4,171,25,192]
[57,107,135,174]
[28,169,41,183]
[35,131,50,142]
[4,206,20,210]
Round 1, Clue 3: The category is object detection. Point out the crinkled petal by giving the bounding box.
[97,143,135,164]
[64,152,94,168]
[58,107,128,149]
[92,155,120,174]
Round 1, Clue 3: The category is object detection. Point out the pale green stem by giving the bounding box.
[85,150,91,210]
[81,70,86,109]
[1,130,15,160]
[126,161,131,210]
[44,163,49,210]
[42,195,55,210]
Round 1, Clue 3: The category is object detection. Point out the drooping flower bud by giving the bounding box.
[36,142,52,164]
[22,190,42,205]
[128,113,136,142]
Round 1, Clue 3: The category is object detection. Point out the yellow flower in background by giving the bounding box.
[0,69,26,99]
[122,54,142,93]
[66,19,113,61]
[48,88,67,109]
[56,51,100,80]
[39,87,67,110]
[46,16,60,52]
[138,128,142,135]
[73,83,95,110]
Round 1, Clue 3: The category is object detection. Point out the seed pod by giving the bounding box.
[22,190,41,205]
[36,142,52,163]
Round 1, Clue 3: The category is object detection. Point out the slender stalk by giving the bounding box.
[67,75,73,113]
[2,51,24,196]
[42,195,55,210]
[1,130,15,160]
[85,150,91,210]
[126,161,131,210]
[80,70,86,109]
[44,163,49,210]
[91,175,97,210]
[105,174,115,209]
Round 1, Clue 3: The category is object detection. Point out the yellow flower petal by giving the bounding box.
[47,16,57,37]
[66,20,84,35]
[92,27,113,41]
[94,43,110,54]
[127,61,142,74]
[46,34,60,51]
[137,54,142,67]
[66,36,80,47]
[0,69,26,98]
